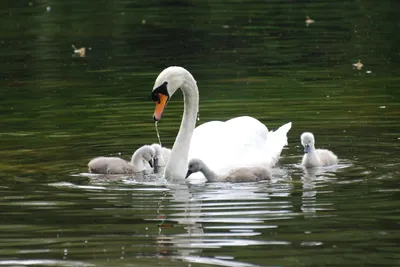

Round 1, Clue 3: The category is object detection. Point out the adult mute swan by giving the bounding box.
[186,158,271,183]
[151,66,292,181]
[301,132,338,168]
[88,145,155,175]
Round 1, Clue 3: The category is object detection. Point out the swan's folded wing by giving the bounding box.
[188,117,270,176]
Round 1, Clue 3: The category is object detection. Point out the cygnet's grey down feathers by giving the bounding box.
[88,157,133,174]
[88,145,155,175]
[300,132,338,168]
[186,158,271,183]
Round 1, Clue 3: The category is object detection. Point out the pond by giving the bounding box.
[0,0,399,266]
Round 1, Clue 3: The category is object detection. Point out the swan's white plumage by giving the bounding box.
[300,132,338,168]
[152,66,292,181]
[188,117,291,179]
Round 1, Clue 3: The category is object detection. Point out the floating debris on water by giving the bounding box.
[366,70,372,74]
[142,19,146,25]
[46,6,51,12]
[353,60,363,70]
[305,16,315,27]
[72,45,86,57]
[379,106,386,109]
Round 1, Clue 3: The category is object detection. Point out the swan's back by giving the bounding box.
[188,116,290,179]
[88,157,132,174]
[315,149,338,166]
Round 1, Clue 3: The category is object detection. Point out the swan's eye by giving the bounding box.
[152,91,160,102]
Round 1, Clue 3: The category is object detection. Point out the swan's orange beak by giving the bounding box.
[153,93,168,121]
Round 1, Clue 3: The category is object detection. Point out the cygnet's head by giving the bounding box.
[185,158,203,178]
[301,132,315,153]
[150,143,163,172]
[132,145,156,167]
[150,143,162,157]
[151,66,196,121]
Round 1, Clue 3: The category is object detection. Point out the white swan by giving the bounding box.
[88,145,155,175]
[301,132,338,167]
[186,158,271,183]
[151,66,292,181]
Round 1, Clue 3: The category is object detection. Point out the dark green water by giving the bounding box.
[0,0,399,266]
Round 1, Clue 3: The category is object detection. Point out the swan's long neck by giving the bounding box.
[165,77,199,181]
[199,163,219,182]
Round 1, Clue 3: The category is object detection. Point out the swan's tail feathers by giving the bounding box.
[266,122,292,166]
[276,122,292,145]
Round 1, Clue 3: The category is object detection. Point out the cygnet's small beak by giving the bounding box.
[185,170,193,179]
[304,144,310,153]
[153,158,159,173]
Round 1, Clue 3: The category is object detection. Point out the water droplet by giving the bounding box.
[155,121,162,147]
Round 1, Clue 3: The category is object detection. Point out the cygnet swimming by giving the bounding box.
[88,145,155,176]
[185,158,271,183]
[300,132,338,167]
[149,143,167,174]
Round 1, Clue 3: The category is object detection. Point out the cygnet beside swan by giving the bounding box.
[88,145,155,175]
[185,158,271,183]
[149,143,169,174]
[301,132,338,167]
